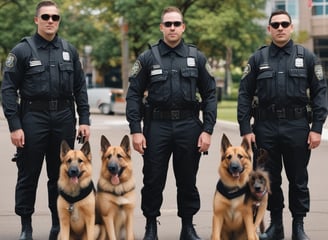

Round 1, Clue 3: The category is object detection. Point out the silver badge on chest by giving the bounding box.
[62,51,70,61]
[187,57,196,67]
[295,58,303,68]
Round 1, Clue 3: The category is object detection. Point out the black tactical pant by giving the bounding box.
[15,106,76,223]
[253,117,311,217]
[142,116,202,219]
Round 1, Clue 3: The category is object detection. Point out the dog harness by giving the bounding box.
[58,181,95,212]
[216,180,248,199]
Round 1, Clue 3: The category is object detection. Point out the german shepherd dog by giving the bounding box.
[96,135,135,240]
[245,148,271,234]
[57,140,96,240]
[211,134,254,240]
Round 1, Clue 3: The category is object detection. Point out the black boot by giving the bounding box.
[48,225,60,240]
[19,216,33,240]
[259,213,284,240]
[292,217,310,240]
[180,217,201,240]
[143,217,158,240]
[180,223,201,240]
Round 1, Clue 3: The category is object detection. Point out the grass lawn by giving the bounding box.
[217,100,237,122]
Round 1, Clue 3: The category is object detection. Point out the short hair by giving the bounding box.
[269,9,292,24]
[35,0,58,16]
[161,6,183,23]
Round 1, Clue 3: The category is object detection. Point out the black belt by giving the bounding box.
[256,106,307,120]
[24,99,72,112]
[152,109,195,120]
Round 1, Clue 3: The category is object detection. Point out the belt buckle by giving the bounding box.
[49,100,58,111]
[171,110,180,120]
[276,108,285,119]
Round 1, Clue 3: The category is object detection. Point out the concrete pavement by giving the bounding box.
[0,107,328,239]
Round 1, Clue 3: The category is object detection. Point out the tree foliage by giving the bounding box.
[0,0,267,81]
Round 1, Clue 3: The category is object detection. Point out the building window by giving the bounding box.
[312,0,328,16]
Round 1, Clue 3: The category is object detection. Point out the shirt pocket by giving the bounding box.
[256,70,275,102]
[24,65,47,94]
[148,71,169,102]
[287,69,308,98]
[59,62,74,94]
[181,68,198,101]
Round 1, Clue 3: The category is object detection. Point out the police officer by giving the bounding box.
[1,1,90,240]
[126,6,217,240]
[238,10,327,240]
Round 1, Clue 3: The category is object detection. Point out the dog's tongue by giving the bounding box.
[70,176,79,184]
[111,174,120,185]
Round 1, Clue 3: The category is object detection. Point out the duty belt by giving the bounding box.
[256,106,307,120]
[25,99,72,112]
[152,109,195,120]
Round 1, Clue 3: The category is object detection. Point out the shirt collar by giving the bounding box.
[158,39,188,57]
[34,33,60,48]
[270,39,293,56]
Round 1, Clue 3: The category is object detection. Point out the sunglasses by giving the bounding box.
[40,14,60,22]
[270,21,291,29]
[163,21,183,28]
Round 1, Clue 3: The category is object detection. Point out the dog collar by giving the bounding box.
[58,181,95,204]
[216,180,248,199]
[97,183,135,197]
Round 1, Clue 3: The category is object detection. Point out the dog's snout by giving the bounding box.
[68,166,80,177]
[229,161,242,173]
[108,162,119,174]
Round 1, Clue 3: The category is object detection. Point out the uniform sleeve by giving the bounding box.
[70,44,90,125]
[1,44,26,132]
[237,54,258,136]
[197,51,217,134]
[307,52,328,134]
[126,52,149,134]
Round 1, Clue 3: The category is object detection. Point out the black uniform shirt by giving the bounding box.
[1,33,90,131]
[238,39,327,135]
[126,39,217,134]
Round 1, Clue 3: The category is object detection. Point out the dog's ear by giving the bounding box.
[221,134,232,154]
[60,140,71,160]
[81,141,91,160]
[120,135,131,157]
[241,137,251,156]
[101,135,111,153]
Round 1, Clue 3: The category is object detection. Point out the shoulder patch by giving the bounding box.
[205,61,214,77]
[5,53,16,68]
[129,60,142,77]
[314,64,324,81]
[242,64,251,79]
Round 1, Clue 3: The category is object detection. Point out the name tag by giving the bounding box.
[29,60,42,67]
[151,69,162,76]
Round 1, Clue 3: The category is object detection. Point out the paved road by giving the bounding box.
[0,109,328,239]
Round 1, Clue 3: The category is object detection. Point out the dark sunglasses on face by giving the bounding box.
[40,14,60,21]
[270,21,291,29]
[163,21,183,28]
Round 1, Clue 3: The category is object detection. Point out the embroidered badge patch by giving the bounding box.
[242,64,251,79]
[315,64,324,81]
[129,60,142,77]
[205,61,213,77]
[5,53,16,68]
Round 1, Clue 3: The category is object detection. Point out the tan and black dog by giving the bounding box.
[211,134,254,240]
[245,148,271,234]
[57,140,96,240]
[96,135,135,240]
